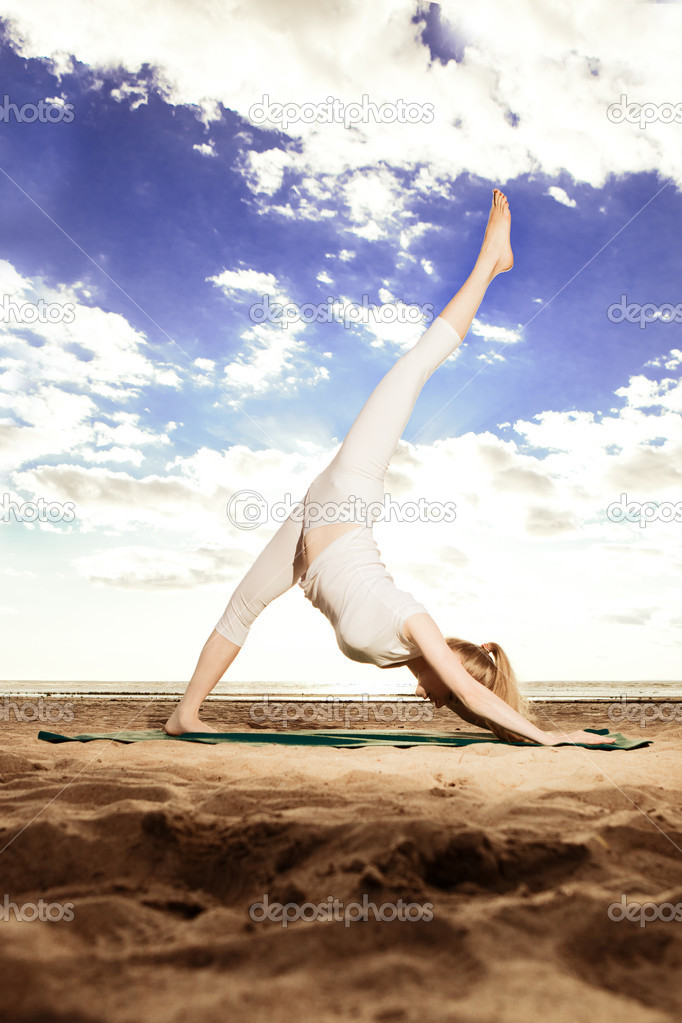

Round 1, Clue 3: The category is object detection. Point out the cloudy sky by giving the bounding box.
[0,0,681,688]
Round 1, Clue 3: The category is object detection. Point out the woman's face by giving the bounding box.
[414,665,453,709]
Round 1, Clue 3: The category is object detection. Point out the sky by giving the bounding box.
[0,0,681,688]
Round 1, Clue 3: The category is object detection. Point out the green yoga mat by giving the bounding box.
[37,727,651,750]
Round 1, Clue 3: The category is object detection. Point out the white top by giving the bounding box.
[298,526,427,667]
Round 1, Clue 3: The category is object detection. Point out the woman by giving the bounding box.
[165,189,613,747]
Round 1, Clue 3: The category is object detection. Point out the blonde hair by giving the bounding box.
[444,637,535,744]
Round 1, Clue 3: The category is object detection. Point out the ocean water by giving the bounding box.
[2,679,682,701]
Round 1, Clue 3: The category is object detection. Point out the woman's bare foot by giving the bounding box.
[479,188,513,277]
[164,706,218,735]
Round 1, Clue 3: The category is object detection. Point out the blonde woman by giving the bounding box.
[166,190,613,747]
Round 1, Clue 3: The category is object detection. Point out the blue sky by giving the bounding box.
[0,0,681,686]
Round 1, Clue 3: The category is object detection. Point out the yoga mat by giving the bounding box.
[37,727,651,750]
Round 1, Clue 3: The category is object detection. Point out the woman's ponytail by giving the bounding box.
[444,637,535,744]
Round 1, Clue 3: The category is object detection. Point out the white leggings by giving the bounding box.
[215,316,462,646]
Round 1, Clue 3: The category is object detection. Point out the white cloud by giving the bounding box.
[76,543,253,589]
[203,266,332,396]
[340,301,434,352]
[222,323,313,396]
[0,264,181,400]
[348,220,384,241]
[342,167,405,236]
[193,140,217,157]
[1,0,680,212]
[237,147,305,196]
[207,267,286,300]
[0,386,94,470]
[615,373,682,414]
[17,441,324,541]
[546,186,577,208]
[0,259,182,472]
[476,351,505,364]
[110,79,148,110]
[645,348,682,371]
[470,317,523,347]
[194,356,216,371]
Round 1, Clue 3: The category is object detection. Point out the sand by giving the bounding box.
[1,697,681,1023]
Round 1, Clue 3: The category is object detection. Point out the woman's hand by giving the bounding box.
[406,615,622,748]
[539,729,617,746]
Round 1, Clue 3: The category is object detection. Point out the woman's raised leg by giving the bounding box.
[438,187,512,339]
[304,188,513,550]
[332,189,512,479]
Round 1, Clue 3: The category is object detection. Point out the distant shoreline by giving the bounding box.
[3,691,682,703]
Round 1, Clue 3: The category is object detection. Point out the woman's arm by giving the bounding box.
[404,614,614,746]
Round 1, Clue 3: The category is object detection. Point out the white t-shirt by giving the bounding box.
[298,526,427,667]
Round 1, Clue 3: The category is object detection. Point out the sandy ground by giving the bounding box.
[1,698,681,1023]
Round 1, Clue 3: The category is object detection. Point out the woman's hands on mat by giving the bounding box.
[538,729,617,746]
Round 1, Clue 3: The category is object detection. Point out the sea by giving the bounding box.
[2,679,682,702]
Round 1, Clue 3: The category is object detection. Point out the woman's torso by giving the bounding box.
[302,522,360,573]
[298,524,427,667]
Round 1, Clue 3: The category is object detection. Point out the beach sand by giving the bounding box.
[1,698,681,1023]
